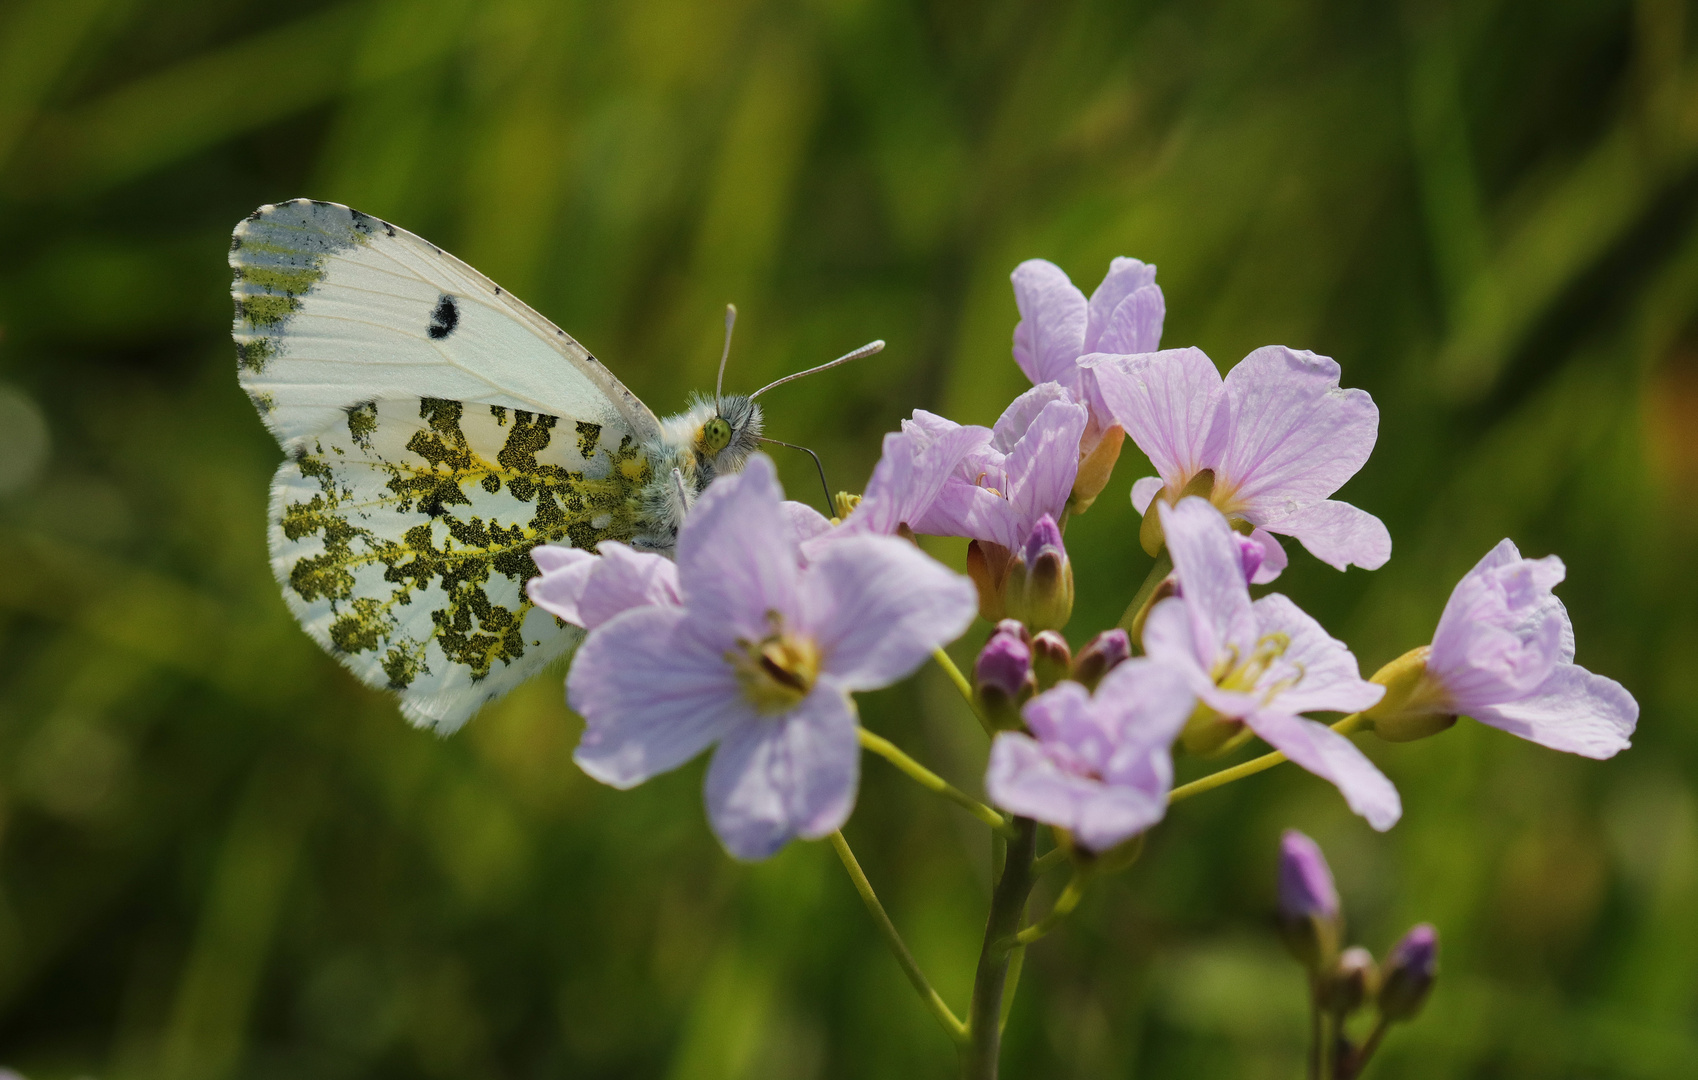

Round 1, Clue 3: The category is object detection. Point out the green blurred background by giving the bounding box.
[1,0,1696,1076]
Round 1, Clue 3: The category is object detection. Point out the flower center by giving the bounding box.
[728,613,821,714]
[1211,632,1303,703]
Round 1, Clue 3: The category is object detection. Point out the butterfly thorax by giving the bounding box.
[639,393,764,549]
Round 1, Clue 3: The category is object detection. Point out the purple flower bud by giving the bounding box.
[1278,829,1341,970]
[1005,515,1074,631]
[1279,830,1340,922]
[1378,923,1438,1021]
[1322,946,1378,1015]
[975,630,1033,699]
[1031,630,1073,690]
[1233,532,1265,583]
[1071,628,1131,690]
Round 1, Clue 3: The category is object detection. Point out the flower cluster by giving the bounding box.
[522,253,1638,1072]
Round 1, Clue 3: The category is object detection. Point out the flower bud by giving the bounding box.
[1364,646,1458,743]
[975,621,1035,729]
[1322,946,1378,1015]
[1278,829,1342,970]
[1233,531,1265,583]
[1378,924,1438,1022]
[1138,469,1215,556]
[1069,425,1125,514]
[1071,628,1131,690]
[1004,515,1074,631]
[1031,630,1073,690]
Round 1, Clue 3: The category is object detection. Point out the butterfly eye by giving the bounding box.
[703,416,733,454]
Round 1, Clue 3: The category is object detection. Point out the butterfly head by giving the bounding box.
[696,392,763,476]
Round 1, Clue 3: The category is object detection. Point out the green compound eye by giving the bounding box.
[703,416,733,454]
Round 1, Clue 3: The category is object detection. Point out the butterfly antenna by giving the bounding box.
[758,437,834,515]
[749,340,884,400]
[715,304,737,412]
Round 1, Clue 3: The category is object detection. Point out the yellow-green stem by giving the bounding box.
[859,728,1013,837]
[1168,713,1369,804]
[1117,552,1173,634]
[1002,870,1089,950]
[829,831,968,1045]
[934,647,996,737]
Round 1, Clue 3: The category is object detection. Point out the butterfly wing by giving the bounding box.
[231,198,664,452]
[233,199,666,730]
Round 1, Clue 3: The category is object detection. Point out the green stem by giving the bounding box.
[998,945,1025,1034]
[859,728,1014,836]
[1117,552,1173,634]
[1031,846,1070,877]
[1340,1017,1390,1079]
[1002,871,1088,949]
[1309,986,1323,1080]
[934,647,996,737]
[962,818,1038,1079]
[829,831,968,1045]
[1167,713,1368,804]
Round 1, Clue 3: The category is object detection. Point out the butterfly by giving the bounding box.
[232,199,870,731]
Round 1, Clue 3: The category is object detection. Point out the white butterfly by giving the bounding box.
[232,199,863,731]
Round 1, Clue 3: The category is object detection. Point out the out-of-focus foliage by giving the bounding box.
[0,0,1695,1076]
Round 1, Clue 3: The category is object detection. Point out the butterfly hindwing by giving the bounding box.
[271,395,657,731]
[230,198,663,453]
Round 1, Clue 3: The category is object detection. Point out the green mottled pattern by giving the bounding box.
[269,396,649,727]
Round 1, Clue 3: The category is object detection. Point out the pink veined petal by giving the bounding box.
[1011,259,1088,388]
[992,383,1079,454]
[1020,682,1106,762]
[532,544,594,574]
[843,425,992,540]
[1094,286,1165,355]
[1085,257,1160,353]
[1139,598,1219,699]
[526,547,599,626]
[1247,711,1403,831]
[1071,784,1168,853]
[1468,663,1637,759]
[1249,594,1385,716]
[1090,347,1224,486]
[1248,528,1288,584]
[1211,346,1379,512]
[985,732,1103,827]
[568,607,748,789]
[675,455,802,639]
[1159,498,1259,665]
[1431,545,1571,681]
[1131,476,1164,514]
[1263,500,1391,572]
[802,536,978,692]
[783,501,833,547]
[569,542,681,629]
[1093,658,1196,756]
[1001,397,1088,535]
[703,681,860,860]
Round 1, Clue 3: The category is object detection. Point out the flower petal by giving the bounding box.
[991,382,1078,454]
[783,500,833,547]
[803,535,978,691]
[1469,663,1637,759]
[1089,347,1223,487]
[1087,257,1163,355]
[1131,476,1164,514]
[844,424,991,539]
[568,606,747,788]
[1000,397,1087,538]
[676,455,801,639]
[703,682,860,860]
[1139,597,1216,697]
[1247,711,1402,831]
[1011,259,1088,388]
[1159,498,1258,663]
[1248,528,1288,584]
[1264,500,1391,572]
[1212,346,1379,514]
[985,733,1165,852]
[1250,593,1385,716]
[532,543,593,575]
[526,546,598,625]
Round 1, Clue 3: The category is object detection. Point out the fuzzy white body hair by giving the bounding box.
[628,393,764,554]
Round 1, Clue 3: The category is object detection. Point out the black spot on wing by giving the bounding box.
[429,294,459,340]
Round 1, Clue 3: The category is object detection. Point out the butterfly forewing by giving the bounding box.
[272,396,659,730]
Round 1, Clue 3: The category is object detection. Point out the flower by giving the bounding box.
[1070,628,1132,690]
[1364,539,1637,757]
[527,542,680,629]
[828,423,990,542]
[985,658,1194,852]
[1011,257,1165,508]
[1142,498,1400,830]
[565,456,979,860]
[1001,514,1074,630]
[975,620,1036,728]
[1091,344,1390,573]
[1377,924,1438,1021]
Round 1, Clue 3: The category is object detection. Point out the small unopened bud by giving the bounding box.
[1364,646,1458,743]
[975,621,1035,729]
[966,540,1013,623]
[1069,425,1125,514]
[1233,531,1265,583]
[1278,830,1342,970]
[1005,515,1074,631]
[1031,630,1073,690]
[1071,628,1131,690]
[1322,946,1378,1015]
[1378,924,1438,1022]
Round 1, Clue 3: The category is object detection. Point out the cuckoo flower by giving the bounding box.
[1092,345,1390,573]
[1366,540,1637,757]
[565,456,978,860]
[985,658,1194,852]
[825,422,990,546]
[1012,257,1165,505]
[1142,499,1400,830]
